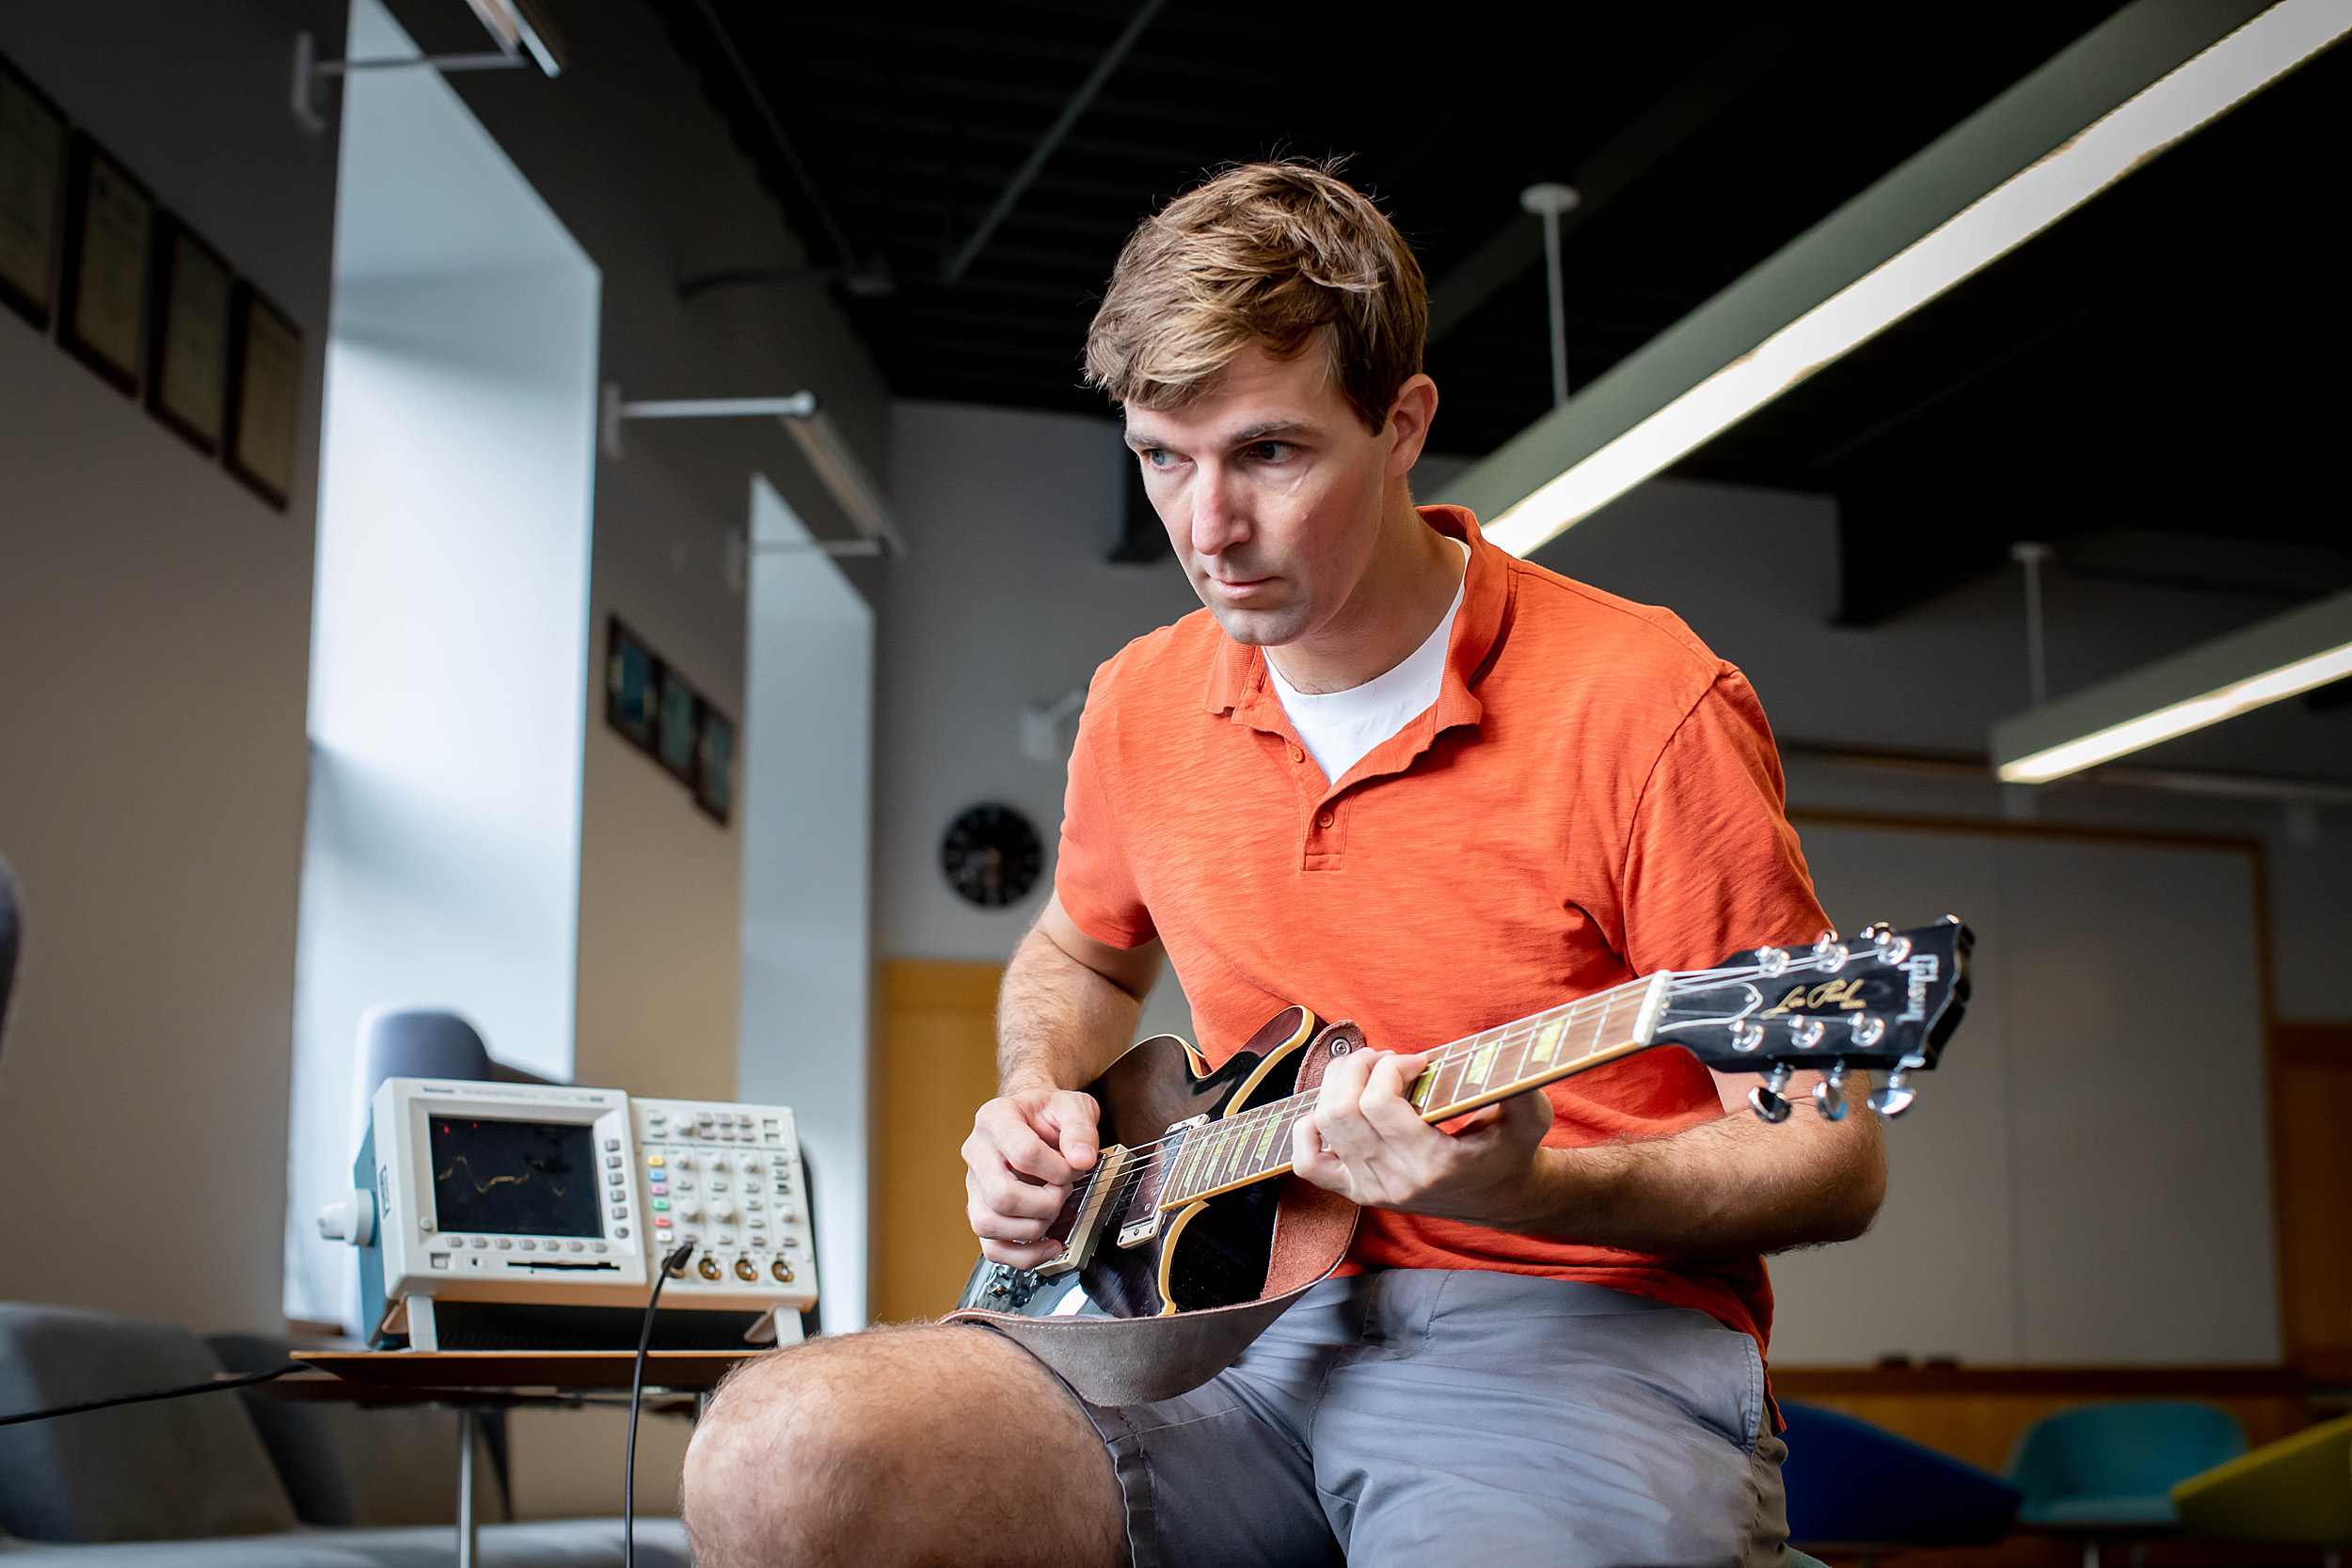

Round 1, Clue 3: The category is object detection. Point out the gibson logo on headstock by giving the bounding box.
[1899,955,1940,1022]
[1758,978,1869,1018]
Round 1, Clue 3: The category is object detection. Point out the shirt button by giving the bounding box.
[1316,810,1335,829]
[1287,742,1303,763]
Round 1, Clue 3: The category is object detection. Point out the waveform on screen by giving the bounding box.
[436,1154,575,1199]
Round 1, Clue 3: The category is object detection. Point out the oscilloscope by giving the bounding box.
[320,1078,819,1353]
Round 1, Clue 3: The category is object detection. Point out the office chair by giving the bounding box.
[0,852,21,1056]
[354,1006,556,1117]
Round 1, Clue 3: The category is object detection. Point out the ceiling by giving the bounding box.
[651,0,2346,621]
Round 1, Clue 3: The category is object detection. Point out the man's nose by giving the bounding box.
[1189,468,1248,557]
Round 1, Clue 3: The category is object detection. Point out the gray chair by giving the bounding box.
[0,851,22,1056]
[0,1305,297,1546]
[0,1305,692,1565]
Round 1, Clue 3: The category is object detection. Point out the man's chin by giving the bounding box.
[1205,603,1308,648]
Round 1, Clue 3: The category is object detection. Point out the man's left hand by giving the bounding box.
[1292,1048,1557,1227]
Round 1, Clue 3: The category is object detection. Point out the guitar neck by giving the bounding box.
[1157,972,1671,1209]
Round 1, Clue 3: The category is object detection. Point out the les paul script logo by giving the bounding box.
[1758,978,1868,1018]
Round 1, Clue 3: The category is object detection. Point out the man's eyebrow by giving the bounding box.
[1125,418,1320,452]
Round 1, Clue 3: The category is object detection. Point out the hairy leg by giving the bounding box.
[683,1323,1126,1568]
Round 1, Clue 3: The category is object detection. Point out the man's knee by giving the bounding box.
[682,1323,1123,1568]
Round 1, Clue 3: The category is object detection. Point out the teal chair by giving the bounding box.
[2007,1402,2248,1567]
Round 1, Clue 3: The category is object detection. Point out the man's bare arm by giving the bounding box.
[1296,1053,1884,1258]
[963,895,1166,1268]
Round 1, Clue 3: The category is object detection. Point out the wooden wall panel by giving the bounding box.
[876,960,1003,1323]
[2273,1022,2352,1380]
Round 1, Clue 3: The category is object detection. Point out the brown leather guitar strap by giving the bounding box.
[946,1022,1365,1407]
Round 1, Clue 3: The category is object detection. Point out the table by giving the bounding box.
[281,1350,767,1568]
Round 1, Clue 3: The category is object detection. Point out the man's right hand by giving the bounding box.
[963,1087,1103,1269]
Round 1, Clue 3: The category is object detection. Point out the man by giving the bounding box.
[684,161,1883,1568]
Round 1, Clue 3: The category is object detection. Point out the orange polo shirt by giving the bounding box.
[1054,505,1829,1352]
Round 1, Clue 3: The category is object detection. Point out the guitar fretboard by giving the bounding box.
[1150,974,1659,1210]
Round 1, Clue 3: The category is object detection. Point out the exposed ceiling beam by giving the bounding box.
[1424,21,1783,343]
[941,0,1166,283]
[1437,0,2342,554]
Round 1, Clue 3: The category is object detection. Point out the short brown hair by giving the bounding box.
[1083,161,1427,433]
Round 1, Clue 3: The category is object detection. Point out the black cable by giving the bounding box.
[626,1241,696,1568]
[0,1362,303,1427]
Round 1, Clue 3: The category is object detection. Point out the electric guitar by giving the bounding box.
[946,919,1971,1405]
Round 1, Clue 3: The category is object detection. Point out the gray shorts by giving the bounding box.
[1057,1270,1788,1568]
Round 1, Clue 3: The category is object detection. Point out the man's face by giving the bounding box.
[1126,342,1406,648]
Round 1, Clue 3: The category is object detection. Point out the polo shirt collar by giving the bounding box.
[1200,504,1512,744]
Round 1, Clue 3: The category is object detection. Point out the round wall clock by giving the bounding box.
[940,803,1042,909]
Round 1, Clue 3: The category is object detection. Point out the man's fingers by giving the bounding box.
[1290,1115,1348,1192]
[1311,1047,1380,1159]
[1031,1090,1102,1172]
[978,1236,1063,1269]
[978,1102,1074,1186]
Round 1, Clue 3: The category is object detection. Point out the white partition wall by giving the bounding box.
[1766,817,2280,1366]
[283,0,600,1326]
[737,476,877,1333]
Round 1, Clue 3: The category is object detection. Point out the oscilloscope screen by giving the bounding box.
[428,1117,601,1237]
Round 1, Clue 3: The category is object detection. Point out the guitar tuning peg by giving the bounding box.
[1812,932,1849,972]
[1749,1063,1795,1124]
[1790,1018,1826,1051]
[1867,1068,1916,1118]
[1811,1060,1850,1121]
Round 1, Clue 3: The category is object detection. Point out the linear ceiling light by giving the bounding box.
[1482,0,2352,559]
[1992,591,2352,784]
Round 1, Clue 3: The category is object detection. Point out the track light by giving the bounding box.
[1478,0,2352,559]
[1993,591,2352,784]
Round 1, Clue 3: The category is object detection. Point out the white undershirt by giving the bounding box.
[1267,540,1470,784]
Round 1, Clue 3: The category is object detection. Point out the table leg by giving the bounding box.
[456,1404,479,1568]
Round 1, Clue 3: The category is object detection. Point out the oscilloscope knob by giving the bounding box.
[709,1202,736,1222]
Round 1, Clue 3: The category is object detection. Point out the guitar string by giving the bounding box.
[1061,979,1659,1229]
[1032,947,1883,1244]
[1060,960,1784,1227]
[1036,989,1630,1240]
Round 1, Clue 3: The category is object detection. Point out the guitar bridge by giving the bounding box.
[1032,1144,1132,1277]
[1117,1115,1206,1247]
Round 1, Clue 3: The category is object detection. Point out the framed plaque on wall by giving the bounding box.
[0,53,68,330]
[146,214,232,454]
[694,705,735,825]
[224,278,301,509]
[57,133,153,393]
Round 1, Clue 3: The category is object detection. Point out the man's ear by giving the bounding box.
[1384,374,1438,478]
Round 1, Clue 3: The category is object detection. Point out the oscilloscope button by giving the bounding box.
[471,1236,488,1247]
[593,1241,608,1253]
[606,1154,622,1168]
[568,1240,584,1251]
[496,1238,513,1249]
[615,1226,630,1238]
[605,1138,619,1150]
[612,1206,628,1220]
[520,1239,536,1251]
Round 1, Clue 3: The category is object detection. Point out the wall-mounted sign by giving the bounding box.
[146,214,231,454]
[225,279,301,509]
[603,615,736,827]
[57,133,151,394]
[0,52,67,330]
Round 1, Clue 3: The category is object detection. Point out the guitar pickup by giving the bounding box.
[1117,1115,1205,1248]
[1032,1144,1132,1277]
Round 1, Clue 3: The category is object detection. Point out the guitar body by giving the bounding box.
[959,1005,1327,1322]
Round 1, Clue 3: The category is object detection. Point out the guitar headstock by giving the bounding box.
[1648,918,1972,1122]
